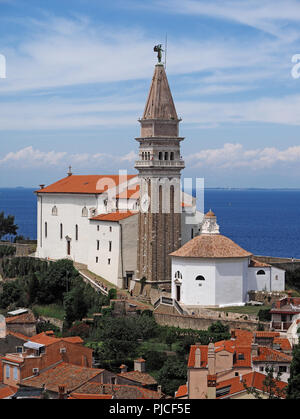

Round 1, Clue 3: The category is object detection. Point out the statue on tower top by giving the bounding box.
[154,44,164,63]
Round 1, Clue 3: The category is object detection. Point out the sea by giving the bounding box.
[0,187,300,259]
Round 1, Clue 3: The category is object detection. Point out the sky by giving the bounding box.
[1,0,300,188]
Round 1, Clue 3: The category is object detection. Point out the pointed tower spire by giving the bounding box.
[140,64,181,138]
[143,64,178,121]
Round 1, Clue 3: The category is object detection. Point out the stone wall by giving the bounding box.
[248,290,286,305]
[154,308,269,332]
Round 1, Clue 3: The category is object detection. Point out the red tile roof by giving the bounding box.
[0,385,17,399]
[7,331,30,341]
[118,370,157,386]
[249,258,271,268]
[74,382,161,399]
[5,312,36,324]
[29,332,60,347]
[21,362,104,393]
[36,175,137,195]
[252,347,292,363]
[216,371,287,399]
[69,393,112,400]
[170,234,252,259]
[273,337,292,351]
[175,384,188,398]
[91,211,138,222]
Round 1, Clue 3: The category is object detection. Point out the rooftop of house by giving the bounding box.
[216,371,287,399]
[74,382,161,399]
[175,384,188,399]
[252,347,292,363]
[21,362,104,394]
[170,234,252,259]
[118,370,158,386]
[91,211,138,222]
[5,311,36,324]
[0,384,17,399]
[188,330,292,370]
[36,174,138,195]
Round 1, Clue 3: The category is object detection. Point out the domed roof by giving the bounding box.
[205,209,216,218]
[170,234,252,259]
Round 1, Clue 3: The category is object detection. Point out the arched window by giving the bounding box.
[257,270,266,276]
[164,152,169,160]
[82,207,88,217]
[142,152,145,160]
[170,152,174,161]
[175,271,182,280]
[52,206,58,216]
[196,275,205,281]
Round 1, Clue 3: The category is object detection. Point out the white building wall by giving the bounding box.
[247,267,272,292]
[171,257,216,306]
[270,267,285,291]
[215,258,249,307]
[36,193,101,263]
[88,221,121,288]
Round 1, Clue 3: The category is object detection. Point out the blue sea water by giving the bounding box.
[0,188,300,259]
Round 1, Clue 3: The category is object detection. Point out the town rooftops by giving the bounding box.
[36,175,137,195]
[21,362,104,394]
[252,347,292,363]
[118,370,158,386]
[216,371,287,399]
[175,384,188,399]
[170,234,252,259]
[73,382,161,399]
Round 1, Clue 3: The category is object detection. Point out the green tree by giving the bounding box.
[157,357,187,396]
[286,343,300,399]
[0,212,18,240]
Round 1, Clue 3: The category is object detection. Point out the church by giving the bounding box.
[35,51,202,293]
[35,48,285,306]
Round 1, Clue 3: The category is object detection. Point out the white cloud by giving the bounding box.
[0,146,137,169]
[187,142,300,170]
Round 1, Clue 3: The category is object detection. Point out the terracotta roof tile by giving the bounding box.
[252,347,292,363]
[0,385,17,399]
[5,312,36,324]
[75,382,161,399]
[170,234,252,259]
[91,211,138,222]
[37,175,137,195]
[175,384,188,398]
[188,345,208,368]
[69,393,112,400]
[21,362,103,393]
[255,331,280,339]
[249,258,271,268]
[216,372,287,398]
[273,337,292,351]
[118,370,157,386]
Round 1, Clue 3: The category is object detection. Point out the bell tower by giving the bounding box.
[134,47,185,295]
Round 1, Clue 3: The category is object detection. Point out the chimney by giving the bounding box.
[120,364,128,374]
[207,374,217,400]
[157,385,162,398]
[208,343,216,375]
[58,386,65,400]
[67,166,73,177]
[134,359,146,373]
[231,330,236,340]
[194,348,201,368]
[45,331,54,336]
[251,343,259,358]
[39,184,45,190]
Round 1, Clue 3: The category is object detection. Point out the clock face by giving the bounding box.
[141,193,150,212]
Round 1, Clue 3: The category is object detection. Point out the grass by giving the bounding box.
[33,304,65,321]
[210,305,271,317]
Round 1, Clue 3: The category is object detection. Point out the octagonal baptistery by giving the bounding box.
[170,211,253,307]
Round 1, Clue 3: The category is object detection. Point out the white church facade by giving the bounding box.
[35,173,201,289]
[171,211,285,307]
